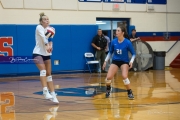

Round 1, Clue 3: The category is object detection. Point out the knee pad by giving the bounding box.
[47,76,53,82]
[123,78,130,85]
[105,78,111,84]
[40,70,46,76]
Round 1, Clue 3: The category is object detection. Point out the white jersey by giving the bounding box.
[33,25,51,56]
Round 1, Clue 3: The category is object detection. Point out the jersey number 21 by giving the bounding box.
[116,49,122,54]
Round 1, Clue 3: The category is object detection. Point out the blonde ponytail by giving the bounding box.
[39,12,46,22]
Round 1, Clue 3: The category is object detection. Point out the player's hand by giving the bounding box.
[49,43,53,53]
[102,62,106,70]
[45,44,51,53]
[97,47,101,50]
[49,46,53,53]
[129,62,133,69]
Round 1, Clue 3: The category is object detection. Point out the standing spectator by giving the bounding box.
[103,31,110,55]
[91,29,107,73]
[113,31,117,39]
[129,29,140,71]
[129,29,140,42]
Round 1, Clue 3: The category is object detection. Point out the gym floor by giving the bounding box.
[0,68,180,120]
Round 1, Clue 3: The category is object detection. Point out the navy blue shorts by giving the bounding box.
[32,54,50,61]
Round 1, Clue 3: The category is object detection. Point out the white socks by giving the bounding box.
[43,87,53,99]
[43,87,48,91]
[51,91,56,96]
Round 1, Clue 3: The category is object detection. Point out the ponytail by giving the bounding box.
[39,12,46,23]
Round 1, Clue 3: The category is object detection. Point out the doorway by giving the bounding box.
[96,18,130,41]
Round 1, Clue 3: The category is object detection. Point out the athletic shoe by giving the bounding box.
[106,85,111,97]
[128,93,134,100]
[50,93,59,103]
[43,90,53,99]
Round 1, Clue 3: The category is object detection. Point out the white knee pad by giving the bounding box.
[105,78,111,84]
[47,76,53,82]
[40,70,46,76]
[123,78,130,85]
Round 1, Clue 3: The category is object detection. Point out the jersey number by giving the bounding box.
[116,49,122,54]
[0,37,14,56]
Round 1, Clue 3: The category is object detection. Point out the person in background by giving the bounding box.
[129,29,140,42]
[113,31,117,39]
[129,29,140,71]
[103,31,111,69]
[91,29,107,73]
[103,31,111,55]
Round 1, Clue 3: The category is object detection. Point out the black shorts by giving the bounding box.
[32,54,51,61]
[112,60,129,68]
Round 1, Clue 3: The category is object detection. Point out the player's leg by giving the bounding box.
[44,57,59,103]
[44,58,54,92]
[120,64,134,100]
[33,55,52,99]
[105,61,119,97]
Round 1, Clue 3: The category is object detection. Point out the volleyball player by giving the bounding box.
[32,13,59,103]
[102,25,136,100]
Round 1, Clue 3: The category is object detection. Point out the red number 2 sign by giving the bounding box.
[0,37,14,56]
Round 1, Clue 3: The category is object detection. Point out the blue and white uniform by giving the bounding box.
[105,38,136,66]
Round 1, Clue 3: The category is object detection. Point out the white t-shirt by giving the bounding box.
[33,25,51,56]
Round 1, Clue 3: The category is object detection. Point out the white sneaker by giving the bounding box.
[43,90,53,99]
[50,93,59,104]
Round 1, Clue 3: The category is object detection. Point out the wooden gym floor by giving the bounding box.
[0,68,180,120]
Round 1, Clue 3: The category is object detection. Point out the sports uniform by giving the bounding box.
[105,38,136,99]
[32,24,58,103]
[33,25,51,60]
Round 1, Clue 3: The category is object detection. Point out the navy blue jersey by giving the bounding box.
[108,38,136,63]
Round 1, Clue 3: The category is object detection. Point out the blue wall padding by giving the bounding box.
[0,24,98,74]
[0,25,18,74]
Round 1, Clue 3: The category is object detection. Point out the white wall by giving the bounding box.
[0,0,179,31]
[0,0,180,66]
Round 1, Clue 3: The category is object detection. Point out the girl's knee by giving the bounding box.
[107,75,113,80]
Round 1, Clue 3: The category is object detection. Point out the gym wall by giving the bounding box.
[0,0,180,74]
[0,25,98,74]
